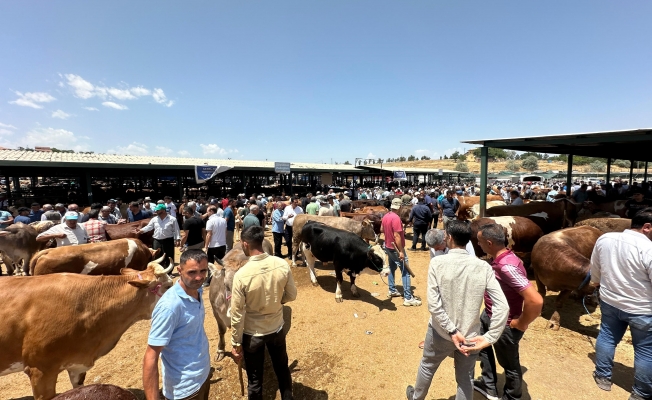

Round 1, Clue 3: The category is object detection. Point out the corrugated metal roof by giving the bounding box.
[0,150,359,172]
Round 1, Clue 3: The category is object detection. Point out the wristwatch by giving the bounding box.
[448,328,458,336]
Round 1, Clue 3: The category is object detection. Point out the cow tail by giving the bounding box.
[29,249,48,275]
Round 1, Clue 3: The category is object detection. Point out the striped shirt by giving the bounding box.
[484,249,531,325]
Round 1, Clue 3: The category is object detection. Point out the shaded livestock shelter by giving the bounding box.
[463,128,652,216]
[0,150,363,206]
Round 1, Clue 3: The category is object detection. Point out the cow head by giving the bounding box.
[124,254,174,304]
[363,244,389,277]
[360,219,378,243]
[148,247,162,260]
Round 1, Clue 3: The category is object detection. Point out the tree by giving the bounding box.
[455,161,469,172]
[521,156,539,171]
[590,160,606,172]
[614,159,630,168]
[443,155,448,160]
[457,154,466,161]
[506,150,518,160]
[472,147,509,159]
[398,156,406,162]
[450,151,460,160]
[520,152,543,160]
[407,155,416,161]
[506,160,519,171]
[344,161,351,165]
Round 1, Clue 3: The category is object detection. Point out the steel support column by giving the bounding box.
[177,174,183,201]
[645,162,649,182]
[606,158,612,184]
[479,146,488,217]
[629,160,635,184]
[566,155,574,194]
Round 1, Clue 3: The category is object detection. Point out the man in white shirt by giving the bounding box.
[590,208,652,400]
[136,203,180,269]
[204,206,227,263]
[282,197,303,258]
[164,196,177,219]
[36,211,88,247]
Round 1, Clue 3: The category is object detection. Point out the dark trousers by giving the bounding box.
[478,310,525,400]
[412,224,428,249]
[153,237,175,268]
[273,232,284,257]
[283,226,293,256]
[207,245,226,264]
[242,329,293,400]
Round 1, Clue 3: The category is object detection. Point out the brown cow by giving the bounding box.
[575,217,631,233]
[456,195,504,220]
[0,261,173,400]
[208,240,273,361]
[585,200,628,218]
[359,205,388,213]
[530,226,602,330]
[340,211,386,235]
[105,218,153,247]
[470,217,543,264]
[291,214,377,266]
[31,239,163,276]
[396,205,413,229]
[351,199,379,209]
[0,223,50,276]
[485,199,582,233]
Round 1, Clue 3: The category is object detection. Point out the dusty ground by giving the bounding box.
[0,228,637,400]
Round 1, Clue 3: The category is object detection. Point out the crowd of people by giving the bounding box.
[1,176,650,400]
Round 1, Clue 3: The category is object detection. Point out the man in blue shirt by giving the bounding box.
[128,201,150,222]
[271,201,285,258]
[223,199,236,252]
[29,202,43,223]
[143,249,212,400]
[14,207,32,224]
[0,208,14,229]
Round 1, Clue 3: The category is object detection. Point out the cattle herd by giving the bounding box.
[0,178,643,399]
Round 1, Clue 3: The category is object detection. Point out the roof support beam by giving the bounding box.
[479,146,488,218]
[629,161,634,184]
[606,158,612,184]
[566,154,574,197]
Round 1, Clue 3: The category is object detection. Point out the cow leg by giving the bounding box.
[548,290,572,331]
[301,243,319,286]
[25,366,57,400]
[335,269,344,303]
[349,272,359,298]
[534,272,547,300]
[67,365,90,388]
[214,314,228,362]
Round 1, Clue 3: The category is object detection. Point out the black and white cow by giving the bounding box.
[300,221,389,303]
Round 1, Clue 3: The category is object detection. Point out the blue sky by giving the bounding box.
[1,1,651,163]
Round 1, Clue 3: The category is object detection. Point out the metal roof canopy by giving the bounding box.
[461,128,652,217]
[462,128,652,162]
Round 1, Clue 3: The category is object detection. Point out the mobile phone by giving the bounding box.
[461,342,476,347]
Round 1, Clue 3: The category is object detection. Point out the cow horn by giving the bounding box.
[152,254,166,264]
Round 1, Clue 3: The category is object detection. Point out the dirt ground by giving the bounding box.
[0,228,637,400]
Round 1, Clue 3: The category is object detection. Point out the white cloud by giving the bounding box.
[155,146,173,156]
[366,152,377,160]
[130,86,151,97]
[200,143,238,156]
[152,88,174,107]
[65,74,173,106]
[178,150,191,157]
[444,147,464,156]
[102,101,128,110]
[0,122,16,129]
[51,109,71,119]
[21,127,89,151]
[58,81,64,88]
[0,129,14,136]
[107,87,136,100]
[65,74,96,99]
[9,91,56,109]
[116,142,148,155]
[84,107,99,111]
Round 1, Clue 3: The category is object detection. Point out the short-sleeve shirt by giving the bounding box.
[243,213,260,230]
[223,207,235,231]
[15,215,31,224]
[83,219,107,242]
[381,211,404,251]
[29,210,44,223]
[439,197,459,217]
[37,223,89,247]
[148,282,210,399]
[206,215,227,248]
[182,216,204,246]
[165,202,177,218]
[0,210,12,228]
[484,249,531,324]
[625,199,652,218]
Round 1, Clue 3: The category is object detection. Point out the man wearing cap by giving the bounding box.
[137,204,180,269]
[625,189,652,218]
[36,211,88,247]
[317,197,334,216]
[382,198,421,306]
[107,199,122,219]
[14,207,31,225]
[99,206,119,224]
[143,196,154,214]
